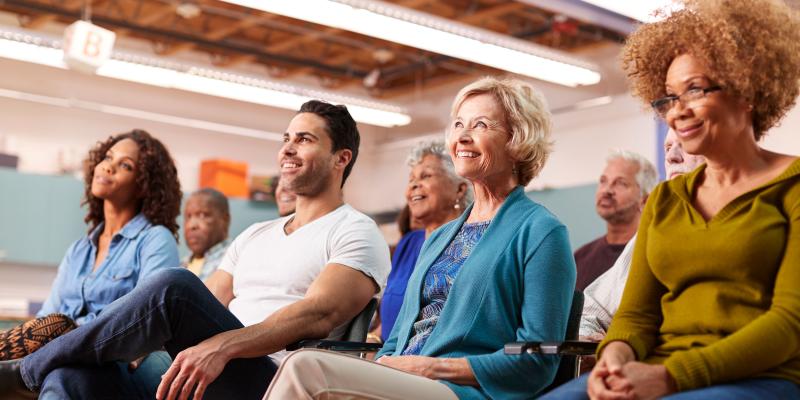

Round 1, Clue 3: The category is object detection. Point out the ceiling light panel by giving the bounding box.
[221,0,602,87]
[0,27,411,128]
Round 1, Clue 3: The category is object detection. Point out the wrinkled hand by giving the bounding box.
[156,336,231,400]
[376,355,438,379]
[588,342,636,400]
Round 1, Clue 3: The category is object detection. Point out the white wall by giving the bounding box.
[4,54,800,217]
[349,94,659,214]
[0,56,392,195]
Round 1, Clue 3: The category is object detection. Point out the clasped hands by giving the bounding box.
[588,341,677,400]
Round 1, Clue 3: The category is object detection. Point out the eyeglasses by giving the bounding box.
[651,86,722,118]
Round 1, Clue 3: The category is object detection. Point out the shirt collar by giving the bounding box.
[91,213,151,241]
[119,213,150,239]
[205,238,231,257]
[186,238,231,263]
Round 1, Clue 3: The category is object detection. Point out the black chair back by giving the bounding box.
[544,290,584,392]
[341,297,379,342]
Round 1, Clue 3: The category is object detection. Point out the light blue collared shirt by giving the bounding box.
[38,213,180,325]
[181,238,232,281]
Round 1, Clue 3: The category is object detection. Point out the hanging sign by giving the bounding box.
[62,20,116,74]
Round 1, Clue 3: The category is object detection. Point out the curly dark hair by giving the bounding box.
[83,129,182,239]
[621,0,800,140]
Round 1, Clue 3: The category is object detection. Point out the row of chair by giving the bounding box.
[290,291,597,393]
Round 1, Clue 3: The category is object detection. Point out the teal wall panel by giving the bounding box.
[0,169,85,266]
[0,168,279,266]
[0,168,601,265]
[526,184,604,250]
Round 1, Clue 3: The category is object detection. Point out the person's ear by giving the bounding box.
[456,182,468,198]
[334,149,353,171]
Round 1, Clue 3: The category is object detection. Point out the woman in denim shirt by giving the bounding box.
[38,130,181,325]
[1,129,182,398]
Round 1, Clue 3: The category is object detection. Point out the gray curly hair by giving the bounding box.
[407,140,473,208]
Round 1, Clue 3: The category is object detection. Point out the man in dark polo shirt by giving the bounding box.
[574,150,657,291]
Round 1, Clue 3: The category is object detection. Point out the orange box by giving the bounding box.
[199,159,249,198]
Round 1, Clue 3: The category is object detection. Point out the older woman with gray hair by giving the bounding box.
[263,76,576,399]
[373,140,471,343]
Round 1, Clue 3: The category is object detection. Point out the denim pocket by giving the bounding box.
[111,268,135,281]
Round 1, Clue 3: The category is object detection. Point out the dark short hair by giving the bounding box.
[191,188,229,216]
[298,100,360,186]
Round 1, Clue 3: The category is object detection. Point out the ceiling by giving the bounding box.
[0,0,628,99]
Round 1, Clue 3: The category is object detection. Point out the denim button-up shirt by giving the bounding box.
[38,213,179,325]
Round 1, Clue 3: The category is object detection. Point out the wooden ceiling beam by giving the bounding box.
[216,53,255,67]
[156,12,270,56]
[116,3,176,36]
[458,2,528,24]
[283,52,354,78]
[21,0,85,29]
[206,17,260,40]
[265,26,341,53]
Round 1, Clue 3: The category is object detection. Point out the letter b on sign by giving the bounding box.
[63,20,116,74]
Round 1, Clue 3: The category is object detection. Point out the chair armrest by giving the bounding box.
[286,340,383,353]
[504,340,598,356]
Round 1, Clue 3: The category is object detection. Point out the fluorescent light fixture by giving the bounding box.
[0,87,285,142]
[0,28,412,128]
[220,0,602,87]
[579,0,683,22]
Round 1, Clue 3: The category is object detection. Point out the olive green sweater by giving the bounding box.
[600,158,800,391]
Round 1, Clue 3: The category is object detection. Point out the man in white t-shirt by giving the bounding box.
[12,100,391,400]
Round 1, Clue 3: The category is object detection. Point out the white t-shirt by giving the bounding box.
[219,204,390,333]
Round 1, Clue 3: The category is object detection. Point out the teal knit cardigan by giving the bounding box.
[376,186,576,399]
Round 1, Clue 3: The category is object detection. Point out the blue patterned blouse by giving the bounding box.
[402,220,491,355]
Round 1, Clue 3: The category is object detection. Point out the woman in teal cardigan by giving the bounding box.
[264,76,576,400]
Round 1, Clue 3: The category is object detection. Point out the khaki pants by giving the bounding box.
[264,349,459,400]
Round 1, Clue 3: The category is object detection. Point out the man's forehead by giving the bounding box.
[603,158,639,177]
[286,113,330,138]
[187,194,218,209]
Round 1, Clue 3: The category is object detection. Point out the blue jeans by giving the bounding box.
[541,373,800,399]
[22,268,278,399]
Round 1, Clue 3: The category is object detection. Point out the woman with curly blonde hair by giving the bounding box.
[0,129,181,398]
[544,1,800,399]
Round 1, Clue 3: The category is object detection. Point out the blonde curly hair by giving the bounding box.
[622,0,800,140]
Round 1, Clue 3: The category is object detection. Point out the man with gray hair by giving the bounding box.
[573,150,657,291]
[580,130,705,341]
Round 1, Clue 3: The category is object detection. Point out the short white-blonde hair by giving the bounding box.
[606,149,659,196]
[449,76,553,186]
